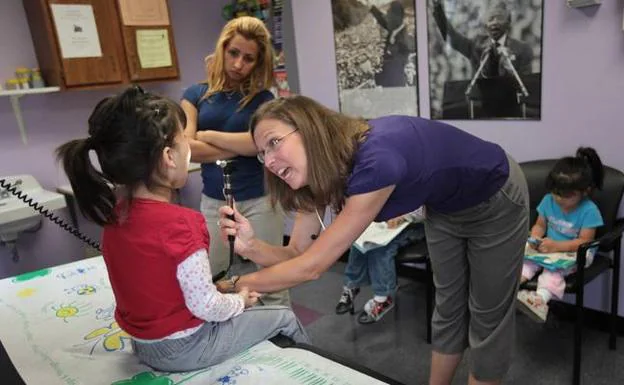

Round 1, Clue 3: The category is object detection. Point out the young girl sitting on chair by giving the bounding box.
[517,147,604,322]
[56,86,308,372]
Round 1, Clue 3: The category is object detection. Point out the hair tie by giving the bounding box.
[132,84,145,94]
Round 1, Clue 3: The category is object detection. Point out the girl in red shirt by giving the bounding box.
[56,86,308,372]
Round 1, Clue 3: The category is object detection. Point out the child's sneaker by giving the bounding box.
[517,289,549,323]
[335,287,359,315]
[357,297,394,324]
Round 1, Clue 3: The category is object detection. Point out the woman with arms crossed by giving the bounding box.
[181,16,288,306]
[218,96,529,385]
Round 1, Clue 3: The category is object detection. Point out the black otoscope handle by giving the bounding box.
[224,187,235,243]
[213,160,236,282]
[222,167,235,243]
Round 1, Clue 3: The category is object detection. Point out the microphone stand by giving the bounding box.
[465,51,491,119]
[213,159,235,282]
[499,49,529,118]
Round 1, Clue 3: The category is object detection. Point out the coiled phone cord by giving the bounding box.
[0,178,102,250]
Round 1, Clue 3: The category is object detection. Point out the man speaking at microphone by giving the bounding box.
[432,0,533,78]
[432,1,534,118]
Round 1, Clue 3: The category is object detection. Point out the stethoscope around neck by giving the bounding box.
[311,208,326,240]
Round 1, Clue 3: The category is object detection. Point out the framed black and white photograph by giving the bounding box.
[427,0,543,120]
[331,0,418,118]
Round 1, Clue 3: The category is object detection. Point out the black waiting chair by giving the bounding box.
[519,159,624,385]
[395,223,434,344]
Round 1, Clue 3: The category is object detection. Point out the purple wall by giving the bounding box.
[290,0,624,314]
[0,1,229,277]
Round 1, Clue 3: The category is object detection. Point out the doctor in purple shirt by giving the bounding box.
[217,95,529,385]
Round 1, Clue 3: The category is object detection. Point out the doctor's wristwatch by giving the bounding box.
[216,275,240,293]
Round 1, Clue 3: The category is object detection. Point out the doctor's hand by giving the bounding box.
[215,279,234,293]
[218,204,255,256]
[238,287,262,308]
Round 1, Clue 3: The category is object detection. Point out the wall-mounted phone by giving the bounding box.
[0,175,96,261]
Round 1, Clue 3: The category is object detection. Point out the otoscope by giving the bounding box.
[213,159,236,282]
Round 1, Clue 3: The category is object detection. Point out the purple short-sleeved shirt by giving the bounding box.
[346,116,509,221]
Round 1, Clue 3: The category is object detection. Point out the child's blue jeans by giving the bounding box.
[344,223,425,297]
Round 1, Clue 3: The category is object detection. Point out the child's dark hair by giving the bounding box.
[56,86,186,226]
[546,147,604,196]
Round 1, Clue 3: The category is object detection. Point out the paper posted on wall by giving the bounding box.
[50,4,103,59]
[136,29,172,68]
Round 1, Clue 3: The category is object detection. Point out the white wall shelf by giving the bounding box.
[0,87,60,145]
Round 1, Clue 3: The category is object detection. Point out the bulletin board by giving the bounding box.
[43,0,128,88]
[116,0,179,82]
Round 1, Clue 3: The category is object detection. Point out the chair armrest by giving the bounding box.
[598,218,624,250]
[576,218,624,267]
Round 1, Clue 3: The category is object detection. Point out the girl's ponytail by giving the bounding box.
[56,138,116,226]
[576,147,604,190]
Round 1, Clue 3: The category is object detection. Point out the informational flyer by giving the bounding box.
[50,4,103,59]
[136,29,172,68]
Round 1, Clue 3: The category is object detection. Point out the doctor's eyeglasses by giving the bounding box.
[257,129,298,164]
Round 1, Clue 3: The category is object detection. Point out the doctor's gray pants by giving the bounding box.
[425,154,529,381]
